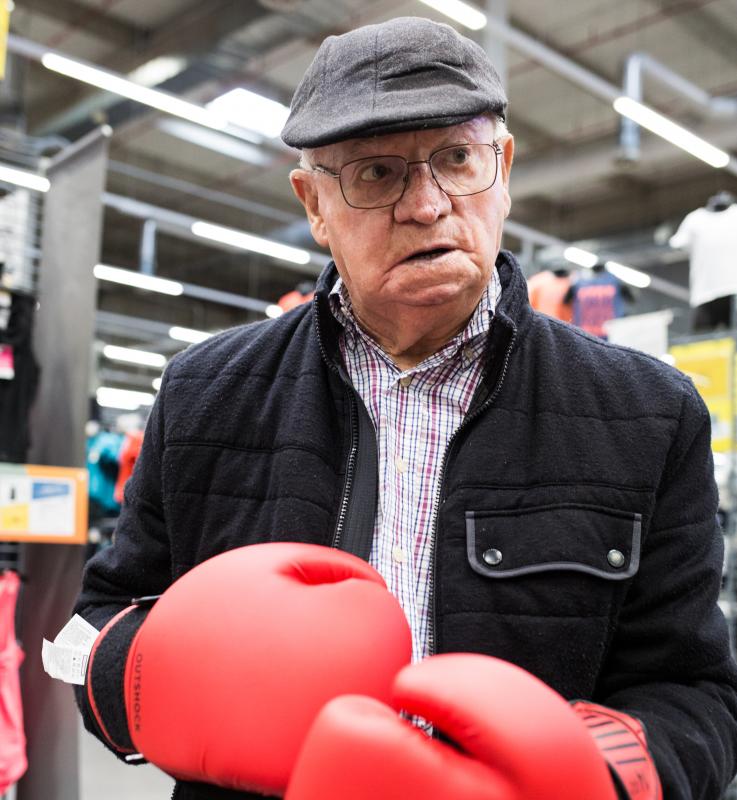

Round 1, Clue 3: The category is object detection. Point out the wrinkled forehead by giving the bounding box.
[311,116,496,166]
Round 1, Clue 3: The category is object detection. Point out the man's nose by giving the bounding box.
[393,162,451,224]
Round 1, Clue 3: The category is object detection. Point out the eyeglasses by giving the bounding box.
[311,142,503,209]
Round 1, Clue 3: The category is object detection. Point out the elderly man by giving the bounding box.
[73,16,737,800]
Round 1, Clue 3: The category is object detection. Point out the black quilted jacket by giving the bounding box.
[74,251,737,800]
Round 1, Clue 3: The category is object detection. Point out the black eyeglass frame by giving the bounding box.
[310,141,504,210]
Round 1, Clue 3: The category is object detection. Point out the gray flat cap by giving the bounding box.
[281,17,507,149]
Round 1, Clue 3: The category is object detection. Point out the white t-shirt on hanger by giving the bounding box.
[669,204,737,307]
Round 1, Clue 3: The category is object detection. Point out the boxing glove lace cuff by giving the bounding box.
[572,701,663,800]
[87,605,149,754]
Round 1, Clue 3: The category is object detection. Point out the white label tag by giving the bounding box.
[42,639,89,685]
[41,614,99,685]
[54,613,99,650]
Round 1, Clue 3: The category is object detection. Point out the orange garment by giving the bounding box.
[114,429,144,504]
[0,570,26,794]
[277,289,314,312]
[527,271,573,323]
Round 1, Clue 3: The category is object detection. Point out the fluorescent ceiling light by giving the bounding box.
[191,221,311,265]
[128,56,186,88]
[96,387,155,410]
[103,344,167,368]
[613,96,730,169]
[152,377,162,391]
[0,163,50,192]
[564,246,598,269]
[417,0,487,30]
[169,325,212,344]
[41,52,228,131]
[94,263,184,296]
[265,304,284,319]
[605,261,652,289]
[207,88,290,138]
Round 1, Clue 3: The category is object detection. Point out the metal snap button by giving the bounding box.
[482,548,503,566]
[607,549,626,568]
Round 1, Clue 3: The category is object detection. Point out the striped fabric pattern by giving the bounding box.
[572,701,663,800]
[329,270,501,663]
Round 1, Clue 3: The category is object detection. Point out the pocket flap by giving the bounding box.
[466,503,641,581]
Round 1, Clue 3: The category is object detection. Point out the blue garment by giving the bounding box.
[571,271,625,338]
[86,432,123,516]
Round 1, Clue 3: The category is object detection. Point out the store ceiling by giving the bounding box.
[3,0,737,393]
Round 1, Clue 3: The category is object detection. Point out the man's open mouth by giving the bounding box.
[403,247,453,262]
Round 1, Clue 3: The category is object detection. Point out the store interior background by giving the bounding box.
[1,0,737,798]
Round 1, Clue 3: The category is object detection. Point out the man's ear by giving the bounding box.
[499,135,514,218]
[290,169,329,248]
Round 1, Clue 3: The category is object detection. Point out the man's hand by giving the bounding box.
[120,542,412,794]
[286,654,646,800]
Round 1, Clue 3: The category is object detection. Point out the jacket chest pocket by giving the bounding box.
[464,503,641,618]
[467,503,641,580]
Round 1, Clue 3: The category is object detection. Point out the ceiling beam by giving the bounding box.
[642,0,737,71]
[29,0,272,132]
[511,113,737,203]
[19,0,148,48]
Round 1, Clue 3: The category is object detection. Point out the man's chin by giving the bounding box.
[390,284,477,308]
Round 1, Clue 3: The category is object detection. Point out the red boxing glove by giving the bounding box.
[122,543,412,794]
[286,653,621,800]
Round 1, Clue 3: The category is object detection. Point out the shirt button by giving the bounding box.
[399,375,413,388]
[607,549,626,568]
[395,456,407,473]
[392,546,407,564]
[463,346,474,360]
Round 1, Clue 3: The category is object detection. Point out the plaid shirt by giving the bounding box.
[330,270,501,663]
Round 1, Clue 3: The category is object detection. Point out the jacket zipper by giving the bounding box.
[313,298,360,550]
[332,394,359,549]
[427,322,518,659]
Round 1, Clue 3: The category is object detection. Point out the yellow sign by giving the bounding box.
[0,1,9,81]
[670,338,735,452]
[0,463,88,544]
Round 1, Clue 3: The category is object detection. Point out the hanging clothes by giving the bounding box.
[567,270,627,339]
[86,431,123,518]
[277,281,316,313]
[527,270,573,323]
[669,204,737,309]
[0,292,40,463]
[0,570,27,794]
[114,429,145,504]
